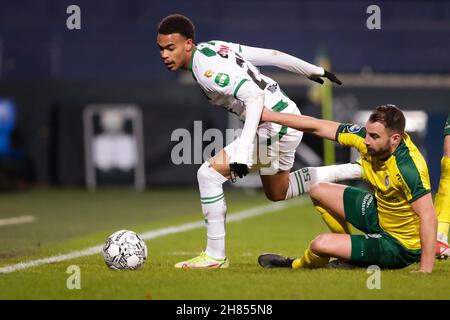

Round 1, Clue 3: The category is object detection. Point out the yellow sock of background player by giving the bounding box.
[292,243,330,269]
[435,156,450,240]
[315,205,352,234]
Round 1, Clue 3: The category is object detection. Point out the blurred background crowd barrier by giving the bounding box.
[0,0,448,190]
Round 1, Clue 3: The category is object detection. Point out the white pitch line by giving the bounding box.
[0,197,307,274]
[0,215,36,227]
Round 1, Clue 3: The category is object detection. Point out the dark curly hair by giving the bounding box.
[158,14,195,42]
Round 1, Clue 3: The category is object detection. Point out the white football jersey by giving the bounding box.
[188,40,295,118]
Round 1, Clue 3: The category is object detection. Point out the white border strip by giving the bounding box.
[0,198,306,274]
[0,216,36,227]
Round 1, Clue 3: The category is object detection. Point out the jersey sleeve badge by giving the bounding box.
[214,73,230,87]
[204,70,214,78]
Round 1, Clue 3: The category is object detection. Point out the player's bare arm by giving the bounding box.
[261,109,340,141]
[411,193,438,273]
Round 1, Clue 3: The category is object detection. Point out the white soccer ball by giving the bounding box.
[103,230,147,270]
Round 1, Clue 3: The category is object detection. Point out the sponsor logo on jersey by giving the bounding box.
[385,174,390,187]
[215,73,230,87]
[218,45,230,58]
[347,124,362,133]
[396,173,408,191]
[267,83,278,93]
[365,234,382,239]
[204,70,214,78]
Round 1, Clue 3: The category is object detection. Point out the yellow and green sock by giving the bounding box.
[315,205,352,234]
[292,244,329,269]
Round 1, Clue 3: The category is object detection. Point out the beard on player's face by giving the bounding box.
[365,121,396,158]
[367,141,392,157]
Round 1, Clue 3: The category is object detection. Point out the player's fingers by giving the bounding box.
[310,77,324,85]
[331,75,342,85]
[324,71,342,85]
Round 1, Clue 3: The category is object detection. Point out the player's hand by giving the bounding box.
[309,70,342,85]
[229,162,249,182]
[410,269,432,274]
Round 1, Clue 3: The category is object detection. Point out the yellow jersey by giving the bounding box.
[336,123,431,250]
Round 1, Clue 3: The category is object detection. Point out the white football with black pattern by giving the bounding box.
[103,230,147,270]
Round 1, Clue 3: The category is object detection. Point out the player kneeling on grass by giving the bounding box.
[258,105,438,273]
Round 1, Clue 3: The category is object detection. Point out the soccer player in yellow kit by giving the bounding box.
[435,114,450,258]
[258,105,437,272]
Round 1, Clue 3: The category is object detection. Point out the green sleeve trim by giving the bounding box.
[233,79,249,98]
[239,44,242,53]
[409,189,431,204]
[187,47,197,72]
[199,47,216,57]
[271,100,289,112]
[394,141,428,200]
[335,123,347,141]
[335,123,367,142]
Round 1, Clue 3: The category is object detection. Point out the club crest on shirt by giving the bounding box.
[204,70,214,78]
[385,174,390,187]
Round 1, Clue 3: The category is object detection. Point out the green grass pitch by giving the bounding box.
[0,189,448,300]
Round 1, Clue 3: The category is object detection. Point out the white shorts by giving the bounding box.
[224,101,303,176]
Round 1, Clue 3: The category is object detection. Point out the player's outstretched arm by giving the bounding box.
[239,45,342,85]
[261,108,340,141]
[411,193,437,273]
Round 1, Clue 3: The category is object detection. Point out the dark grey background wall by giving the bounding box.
[0,1,449,189]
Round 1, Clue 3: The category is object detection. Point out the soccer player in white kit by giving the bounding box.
[157,14,362,268]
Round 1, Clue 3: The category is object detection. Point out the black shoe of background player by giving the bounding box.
[326,259,358,269]
[258,253,294,268]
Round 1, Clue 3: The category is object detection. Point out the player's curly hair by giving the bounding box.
[369,104,405,134]
[158,14,195,42]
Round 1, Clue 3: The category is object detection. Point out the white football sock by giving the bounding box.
[197,161,228,260]
[285,163,362,200]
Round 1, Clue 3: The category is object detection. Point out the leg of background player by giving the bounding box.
[435,135,450,258]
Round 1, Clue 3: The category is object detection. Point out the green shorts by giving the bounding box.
[343,186,421,269]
